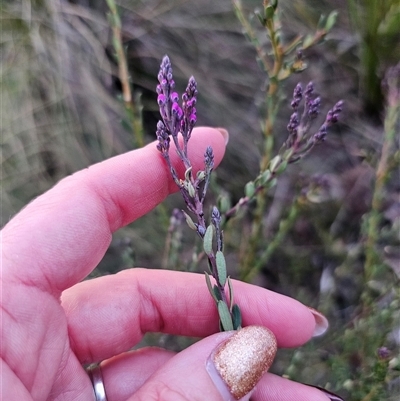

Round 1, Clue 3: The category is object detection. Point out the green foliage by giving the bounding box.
[215,251,227,287]
[203,225,215,255]
[347,0,400,117]
[217,300,234,331]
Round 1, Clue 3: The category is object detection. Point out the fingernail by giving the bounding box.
[308,307,329,337]
[216,127,229,145]
[207,326,277,400]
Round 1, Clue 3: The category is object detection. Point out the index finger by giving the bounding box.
[2,127,227,294]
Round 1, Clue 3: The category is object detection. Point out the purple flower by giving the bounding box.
[155,56,199,151]
[283,82,343,161]
[291,83,303,110]
[156,121,170,154]
[205,146,214,171]
[304,81,314,100]
[171,102,183,120]
[314,125,328,142]
[181,76,198,142]
[287,112,300,133]
[157,94,166,106]
[308,96,321,119]
[326,100,344,125]
[170,92,179,102]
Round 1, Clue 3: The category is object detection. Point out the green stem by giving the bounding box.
[364,68,399,284]
[106,0,144,148]
[240,190,267,281]
[253,198,299,275]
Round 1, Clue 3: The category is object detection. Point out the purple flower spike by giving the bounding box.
[314,125,328,141]
[287,112,300,133]
[156,121,170,154]
[313,100,343,144]
[308,96,321,119]
[205,146,215,170]
[181,76,198,143]
[326,100,344,124]
[283,81,343,161]
[157,56,176,130]
[158,56,173,84]
[211,205,221,223]
[304,81,314,100]
[291,83,303,110]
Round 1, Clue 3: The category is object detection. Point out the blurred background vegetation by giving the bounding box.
[2,0,399,400]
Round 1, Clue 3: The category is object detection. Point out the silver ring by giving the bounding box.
[87,364,108,401]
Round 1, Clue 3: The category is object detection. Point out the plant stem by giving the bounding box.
[364,72,400,283]
[106,0,144,148]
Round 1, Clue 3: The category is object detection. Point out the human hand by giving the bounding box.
[1,127,331,401]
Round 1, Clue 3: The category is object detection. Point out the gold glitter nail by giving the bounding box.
[212,326,277,400]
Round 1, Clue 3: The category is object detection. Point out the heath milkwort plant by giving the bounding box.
[155,55,242,332]
[155,55,344,330]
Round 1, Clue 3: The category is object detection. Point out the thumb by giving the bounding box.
[130,326,277,401]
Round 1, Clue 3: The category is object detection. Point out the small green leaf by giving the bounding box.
[182,211,197,231]
[275,159,288,174]
[203,225,214,255]
[317,14,326,31]
[264,5,275,20]
[266,177,278,189]
[282,148,294,161]
[260,169,272,185]
[378,5,400,35]
[269,155,282,173]
[217,194,231,214]
[302,34,313,49]
[232,304,242,330]
[205,272,218,303]
[325,11,338,32]
[186,181,196,198]
[255,10,266,26]
[244,181,255,198]
[216,251,227,287]
[218,301,234,331]
[196,170,206,181]
[213,285,223,301]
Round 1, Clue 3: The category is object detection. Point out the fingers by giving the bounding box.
[252,374,332,401]
[116,331,232,401]
[61,269,324,364]
[100,329,330,401]
[101,348,175,401]
[2,127,227,294]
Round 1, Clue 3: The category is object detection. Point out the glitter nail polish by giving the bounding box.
[208,326,277,400]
